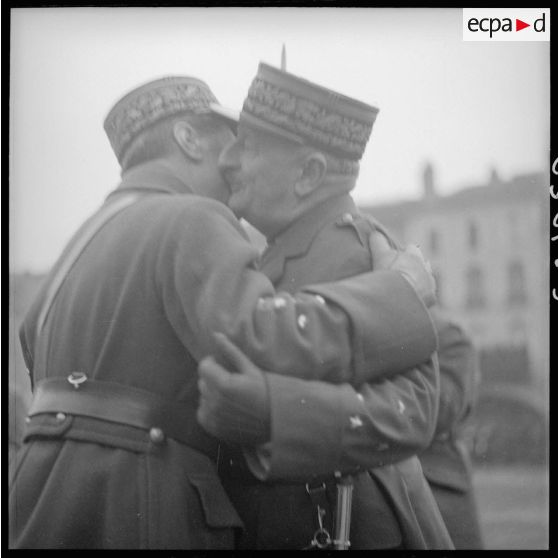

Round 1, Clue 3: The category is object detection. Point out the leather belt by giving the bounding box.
[27,376,219,461]
[217,445,261,483]
[217,445,360,488]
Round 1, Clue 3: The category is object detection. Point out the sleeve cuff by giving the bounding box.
[258,373,356,481]
[305,270,438,384]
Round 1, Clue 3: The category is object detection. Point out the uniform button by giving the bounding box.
[56,412,66,421]
[314,295,326,305]
[349,415,363,429]
[67,371,88,389]
[356,393,364,403]
[149,427,165,444]
[397,399,406,414]
[297,314,308,329]
[25,416,31,424]
[274,297,287,309]
[341,213,354,224]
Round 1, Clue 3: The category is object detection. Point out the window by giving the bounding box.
[508,211,519,243]
[468,221,479,250]
[466,265,485,309]
[508,261,527,305]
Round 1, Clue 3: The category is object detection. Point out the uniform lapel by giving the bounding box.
[259,194,357,284]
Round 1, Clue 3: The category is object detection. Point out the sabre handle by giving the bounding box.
[334,474,354,550]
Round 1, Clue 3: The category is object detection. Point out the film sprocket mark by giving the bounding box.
[551,157,557,301]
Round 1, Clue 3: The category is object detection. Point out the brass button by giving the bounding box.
[56,412,66,421]
[25,417,31,424]
[149,427,165,444]
[349,415,363,429]
[67,371,88,389]
[341,213,354,224]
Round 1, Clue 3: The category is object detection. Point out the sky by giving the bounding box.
[9,7,550,273]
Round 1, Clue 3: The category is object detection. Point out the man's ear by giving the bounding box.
[294,152,327,198]
[173,120,203,161]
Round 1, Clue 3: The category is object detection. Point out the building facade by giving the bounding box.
[360,167,549,401]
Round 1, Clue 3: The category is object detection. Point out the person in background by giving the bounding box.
[419,308,484,549]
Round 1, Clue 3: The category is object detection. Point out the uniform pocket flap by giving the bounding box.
[423,471,470,493]
[420,452,471,493]
[190,476,244,530]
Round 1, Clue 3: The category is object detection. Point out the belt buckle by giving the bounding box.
[67,372,87,389]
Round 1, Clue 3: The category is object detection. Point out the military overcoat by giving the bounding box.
[220,193,453,549]
[10,161,436,549]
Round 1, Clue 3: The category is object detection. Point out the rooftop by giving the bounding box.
[359,171,548,228]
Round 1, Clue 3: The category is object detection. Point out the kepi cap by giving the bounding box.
[240,63,379,161]
[104,76,233,164]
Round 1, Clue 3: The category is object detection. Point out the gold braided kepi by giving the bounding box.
[240,62,379,161]
[104,76,236,164]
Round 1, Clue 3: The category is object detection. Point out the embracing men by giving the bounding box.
[10,65,456,550]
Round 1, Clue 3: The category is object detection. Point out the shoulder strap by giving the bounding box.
[35,192,140,345]
[362,214,402,250]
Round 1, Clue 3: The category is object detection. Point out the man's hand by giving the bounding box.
[369,230,436,307]
[197,332,271,446]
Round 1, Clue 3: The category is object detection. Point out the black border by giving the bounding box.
[2,3,552,555]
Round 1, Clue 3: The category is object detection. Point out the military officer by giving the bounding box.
[9,76,438,549]
[197,63,453,549]
[419,309,484,549]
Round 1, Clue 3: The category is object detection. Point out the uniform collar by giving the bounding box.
[107,158,194,200]
[260,193,357,282]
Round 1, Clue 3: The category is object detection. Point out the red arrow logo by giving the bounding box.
[516,19,530,31]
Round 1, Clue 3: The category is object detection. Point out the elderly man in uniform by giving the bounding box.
[419,309,484,549]
[9,76,439,549]
[197,63,454,549]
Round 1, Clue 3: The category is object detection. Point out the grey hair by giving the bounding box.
[120,113,222,172]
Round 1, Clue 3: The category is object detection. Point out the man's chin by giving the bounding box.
[227,192,247,219]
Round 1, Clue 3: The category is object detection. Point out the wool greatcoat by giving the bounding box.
[219,193,454,550]
[9,160,437,550]
[419,309,484,549]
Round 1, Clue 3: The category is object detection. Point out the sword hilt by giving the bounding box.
[334,474,354,550]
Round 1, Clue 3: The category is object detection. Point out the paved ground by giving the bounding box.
[472,465,549,549]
